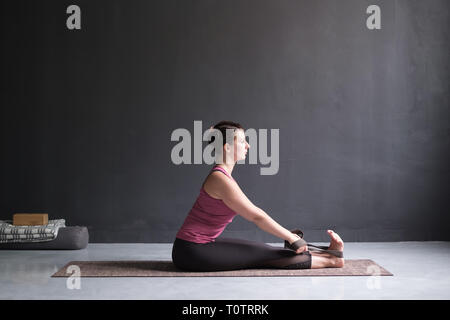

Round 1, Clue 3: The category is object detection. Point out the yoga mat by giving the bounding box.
[51,259,393,277]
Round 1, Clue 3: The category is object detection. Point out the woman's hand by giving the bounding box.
[289,234,308,254]
[295,245,308,254]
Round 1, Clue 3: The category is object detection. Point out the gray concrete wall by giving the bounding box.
[1,0,449,242]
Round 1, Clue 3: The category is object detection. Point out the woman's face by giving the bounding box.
[226,129,250,162]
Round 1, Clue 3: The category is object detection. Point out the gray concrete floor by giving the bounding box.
[0,242,449,300]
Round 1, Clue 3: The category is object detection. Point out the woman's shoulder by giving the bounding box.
[202,171,233,199]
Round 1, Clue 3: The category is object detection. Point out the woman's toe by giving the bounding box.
[329,230,343,243]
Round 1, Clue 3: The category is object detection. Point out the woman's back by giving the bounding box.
[175,166,238,243]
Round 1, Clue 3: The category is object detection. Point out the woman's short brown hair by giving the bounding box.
[208,120,244,146]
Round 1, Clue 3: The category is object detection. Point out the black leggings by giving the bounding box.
[172,237,312,272]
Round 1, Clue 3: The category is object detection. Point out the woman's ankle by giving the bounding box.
[330,256,345,268]
[311,253,344,268]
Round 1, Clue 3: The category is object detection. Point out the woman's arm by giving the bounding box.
[206,173,306,251]
[251,208,302,245]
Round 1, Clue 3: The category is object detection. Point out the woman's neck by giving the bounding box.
[215,162,235,176]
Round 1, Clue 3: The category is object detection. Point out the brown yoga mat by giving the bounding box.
[51,259,393,277]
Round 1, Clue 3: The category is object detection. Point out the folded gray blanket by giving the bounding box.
[0,219,66,243]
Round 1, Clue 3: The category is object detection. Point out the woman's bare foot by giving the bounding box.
[310,230,345,268]
[326,229,345,267]
[327,229,344,252]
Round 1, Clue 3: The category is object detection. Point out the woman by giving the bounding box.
[172,120,344,271]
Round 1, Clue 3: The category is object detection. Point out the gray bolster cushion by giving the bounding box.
[0,226,89,250]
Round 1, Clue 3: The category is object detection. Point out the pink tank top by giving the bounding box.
[175,166,238,243]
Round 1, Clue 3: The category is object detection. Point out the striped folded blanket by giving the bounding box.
[0,219,66,243]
